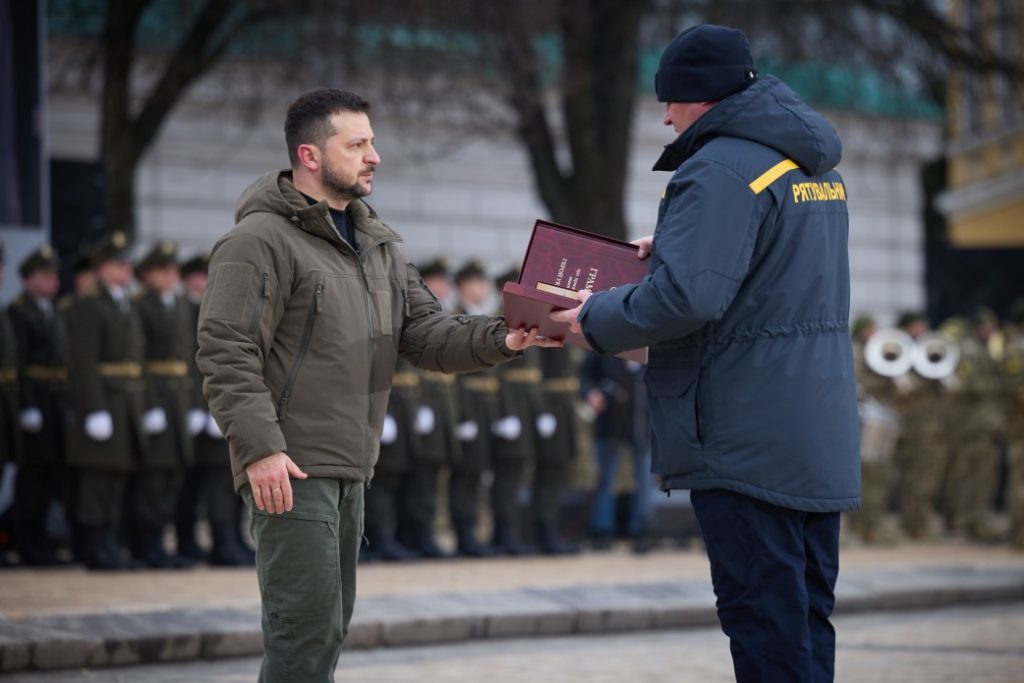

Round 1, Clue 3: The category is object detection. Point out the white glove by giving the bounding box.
[187,409,207,437]
[492,415,522,441]
[381,415,398,444]
[536,413,557,439]
[143,408,168,435]
[85,411,114,442]
[205,413,224,439]
[19,408,43,433]
[414,406,435,435]
[455,420,479,442]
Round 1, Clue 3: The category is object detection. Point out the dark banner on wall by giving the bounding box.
[0,0,43,228]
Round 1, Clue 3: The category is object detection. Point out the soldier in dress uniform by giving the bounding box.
[0,243,22,562]
[1004,302,1024,550]
[177,254,254,565]
[57,250,96,565]
[8,245,68,565]
[943,311,1008,541]
[490,267,539,555]
[848,315,900,543]
[450,260,499,556]
[397,258,457,559]
[365,358,420,561]
[535,345,583,554]
[133,241,197,568]
[64,232,147,570]
[894,312,953,539]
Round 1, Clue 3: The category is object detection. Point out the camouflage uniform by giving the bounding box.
[849,339,900,542]
[894,371,951,540]
[943,335,1006,540]
[1003,328,1024,549]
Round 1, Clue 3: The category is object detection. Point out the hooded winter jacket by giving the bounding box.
[579,76,861,512]
[197,171,515,492]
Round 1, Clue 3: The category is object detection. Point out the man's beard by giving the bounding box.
[322,159,371,201]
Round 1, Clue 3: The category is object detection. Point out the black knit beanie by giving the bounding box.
[655,25,759,103]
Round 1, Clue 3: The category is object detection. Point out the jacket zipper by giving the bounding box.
[357,243,384,487]
[276,279,323,422]
[247,273,270,335]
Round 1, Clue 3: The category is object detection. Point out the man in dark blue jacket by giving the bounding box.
[553,25,860,683]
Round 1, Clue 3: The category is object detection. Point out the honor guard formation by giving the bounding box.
[0,239,1022,569]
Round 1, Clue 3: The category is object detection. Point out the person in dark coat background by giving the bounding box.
[553,25,860,683]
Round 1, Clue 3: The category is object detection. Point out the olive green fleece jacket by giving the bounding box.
[197,170,516,491]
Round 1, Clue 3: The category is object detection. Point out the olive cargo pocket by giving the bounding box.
[251,506,340,621]
[644,364,705,476]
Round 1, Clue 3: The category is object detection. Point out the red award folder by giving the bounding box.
[502,220,649,363]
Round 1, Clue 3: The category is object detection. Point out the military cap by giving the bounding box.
[971,306,998,326]
[896,310,927,329]
[493,265,520,289]
[418,257,449,280]
[939,317,967,339]
[1008,299,1024,325]
[850,314,875,340]
[71,250,94,275]
[136,240,179,274]
[180,253,209,278]
[454,259,487,284]
[19,243,60,278]
[89,231,132,266]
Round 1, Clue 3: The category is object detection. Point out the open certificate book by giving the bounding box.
[502,220,649,363]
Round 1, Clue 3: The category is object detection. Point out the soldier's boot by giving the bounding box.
[491,518,536,556]
[138,525,195,569]
[209,523,256,567]
[454,520,495,557]
[176,523,209,562]
[535,521,579,556]
[366,523,418,562]
[86,527,143,571]
[410,521,448,559]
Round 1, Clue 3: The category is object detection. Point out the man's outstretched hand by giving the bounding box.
[548,289,593,335]
[505,327,564,351]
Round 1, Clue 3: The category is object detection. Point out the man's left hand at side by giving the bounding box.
[548,289,593,335]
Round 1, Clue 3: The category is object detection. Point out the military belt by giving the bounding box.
[145,360,189,377]
[544,377,580,393]
[25,365,68,383]
[98,362,143,379]
[421,370,456,385]
[502,368,542,383]
[0,368,17,384]
[391,372,421,388]
[462,377,500,393]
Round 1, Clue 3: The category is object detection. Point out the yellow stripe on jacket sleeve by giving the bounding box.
[748,159,799,194]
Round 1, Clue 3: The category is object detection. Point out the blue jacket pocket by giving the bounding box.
[644,364,705,476]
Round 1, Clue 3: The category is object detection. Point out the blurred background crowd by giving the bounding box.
[1,1,1022,567]
[0,239,1021,571]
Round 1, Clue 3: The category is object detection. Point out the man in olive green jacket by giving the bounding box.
[196,88,554,682]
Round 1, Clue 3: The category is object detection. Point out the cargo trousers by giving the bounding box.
[242,477,364,683]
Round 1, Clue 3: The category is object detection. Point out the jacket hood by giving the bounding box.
[653,75,843,175]
[235,170,401,246]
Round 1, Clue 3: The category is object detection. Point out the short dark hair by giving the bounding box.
[284,88,370,167]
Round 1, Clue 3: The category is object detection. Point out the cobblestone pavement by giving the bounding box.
[6,603,1024,682]
[3,541,1021,617]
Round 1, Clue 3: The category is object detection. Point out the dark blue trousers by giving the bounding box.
[691,488,840,683]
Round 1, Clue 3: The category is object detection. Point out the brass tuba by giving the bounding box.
[864,328,915,378]
[911,332,960,380]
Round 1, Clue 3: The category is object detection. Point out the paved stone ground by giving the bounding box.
[5,603,1024,682]
[1,541,1024,673]
[2,541,1021,617]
